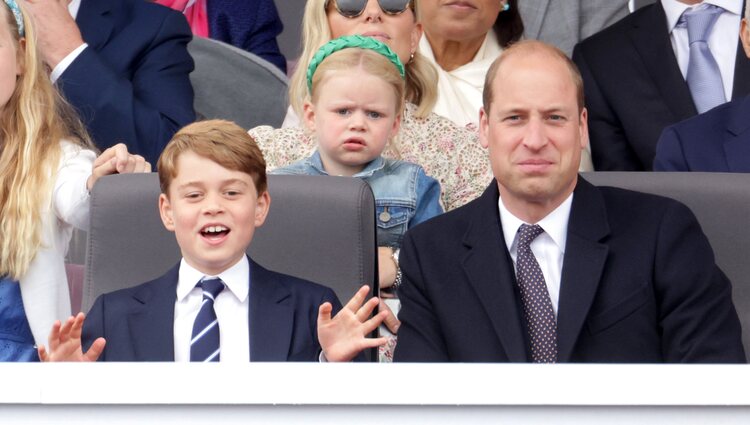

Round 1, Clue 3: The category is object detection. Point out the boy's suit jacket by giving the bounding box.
[82,258,341,361]
[62,0,195,165]
[394,178,746,363]
[654,95,750,172]
[572,1,750,171]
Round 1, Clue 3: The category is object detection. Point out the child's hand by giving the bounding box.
[37,312,105,362]
[87,143,151,190]
[317,285,388,362]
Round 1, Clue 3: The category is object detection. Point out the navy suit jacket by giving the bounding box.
[654,95,750,172]
[82,258,341,361]
[394,178,745,363]
[62,0,195,164]
[572,2,750,171]
[207,0,286,73]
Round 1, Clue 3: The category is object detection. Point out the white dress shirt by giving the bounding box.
[662,0,742,103]
[173,256,251,362]
[498,194,574,316]
[50,0,88,83]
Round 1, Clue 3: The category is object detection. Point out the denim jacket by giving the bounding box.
[272,151,443,248]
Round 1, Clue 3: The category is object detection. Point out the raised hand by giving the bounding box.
[37,312,105,362]
[87,143,151,190]
[317,285,388,362]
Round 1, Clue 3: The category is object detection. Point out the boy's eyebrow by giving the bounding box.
[176,179,249,190]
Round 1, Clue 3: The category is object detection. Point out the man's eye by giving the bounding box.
[548,114,565,121]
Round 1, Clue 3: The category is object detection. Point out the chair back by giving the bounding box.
[583,171,750,360]
[83,173,377,315]
[188,37,289,128]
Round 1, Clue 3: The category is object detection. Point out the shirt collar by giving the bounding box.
[308,150,386,178]
[177,256,250,303]
[498,192,574,255]
[661,0,742,33]
[69,0,81,19]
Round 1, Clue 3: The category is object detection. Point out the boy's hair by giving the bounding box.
[157,120,268,195]
[310,47,406,115]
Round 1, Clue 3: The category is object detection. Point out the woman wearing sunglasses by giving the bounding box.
[250,0,492,213]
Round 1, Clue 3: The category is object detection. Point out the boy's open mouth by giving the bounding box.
[200,225,230,240]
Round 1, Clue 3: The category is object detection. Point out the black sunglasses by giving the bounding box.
[325,0,413,18]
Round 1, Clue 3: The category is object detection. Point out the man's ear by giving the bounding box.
[158,193,175,232]
[741,19,750,59]
[479,106,490,149]
[579,107,589,150]
[302,101,316,133]
[254,191,271,227]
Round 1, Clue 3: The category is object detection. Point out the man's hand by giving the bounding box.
[19,0,84,69]
[87,143,151,190]
[37,312,106,362]
[318,285,388,362]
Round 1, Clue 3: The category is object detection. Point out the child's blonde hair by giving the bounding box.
[0,3,92,279]
[310,47,406,116]
[158,119,268,196]
[289,0,436,120]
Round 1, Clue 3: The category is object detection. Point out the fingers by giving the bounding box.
[380,300,401,334]
[318,302,333,325]
[69,312,86,341]
[343,285,370,312]
[361,310,389,335]
[84,338,106,362]
[355,296,380,323]
[37,345,49,362]
[112,153,150,174]
[360,336,389,349]
[46,319,62,351]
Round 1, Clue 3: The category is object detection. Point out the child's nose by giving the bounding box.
[348,111,367,130]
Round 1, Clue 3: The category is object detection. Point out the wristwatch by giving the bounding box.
[391,248,402,289]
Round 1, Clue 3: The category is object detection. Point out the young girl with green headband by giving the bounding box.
[273,35,443,361]
[0,0,149,361]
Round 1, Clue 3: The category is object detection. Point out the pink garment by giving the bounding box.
[155,0,208,37]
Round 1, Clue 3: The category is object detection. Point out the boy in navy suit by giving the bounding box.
[39,120,386,362]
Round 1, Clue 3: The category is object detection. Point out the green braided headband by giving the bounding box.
[307,35,405,92]
[3,0,24,36]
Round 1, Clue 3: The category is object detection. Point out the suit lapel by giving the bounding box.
[723,96,750,172]
[556,178,610,362]
[127,264,179,361]
[248,259,294,361]
[76,0,116,50]
[629,3,697,121]
[731,41,750,100]
[462,185,528,361]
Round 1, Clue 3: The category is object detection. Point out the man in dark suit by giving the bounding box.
[654,7,750,171]
[20,0,195,165]
[572,0,750,171]
[393,40,745,363]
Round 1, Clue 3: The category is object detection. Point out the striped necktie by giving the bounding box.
[190,277,225,362]
[679,4,726,113]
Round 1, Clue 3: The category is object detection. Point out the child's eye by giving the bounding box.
[336,108,351,115]
[185,192,203,199]
[366,110,382,119]
[224,190,241,197]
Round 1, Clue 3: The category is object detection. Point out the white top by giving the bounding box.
[173,256,250,362]
[661,0,742,103]
[497,193,574,315]
[419,32,502,127]
[50,0,87,83]
[21,142,95,345]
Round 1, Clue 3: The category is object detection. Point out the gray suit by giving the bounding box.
[518,0,630,56]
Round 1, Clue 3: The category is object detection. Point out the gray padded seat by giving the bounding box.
[188,37,289,128]
[583,172,750,360]
[83,173,377,314]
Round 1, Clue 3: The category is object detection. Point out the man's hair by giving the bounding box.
[482,40,585,113]
[157,119,268,195]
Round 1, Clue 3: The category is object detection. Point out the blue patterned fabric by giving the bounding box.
[207,0,287,73]
[0,277,39,362]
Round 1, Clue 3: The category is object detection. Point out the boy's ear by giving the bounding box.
[158,193,176,232]
[254,191,271,228]
[302,101,316,133]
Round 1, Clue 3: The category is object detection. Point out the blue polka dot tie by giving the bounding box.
[516,224,558,363]
[190,277,225,362]
[679,4,726,113]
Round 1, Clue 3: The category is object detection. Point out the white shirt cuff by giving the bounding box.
[50,43,88,83]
